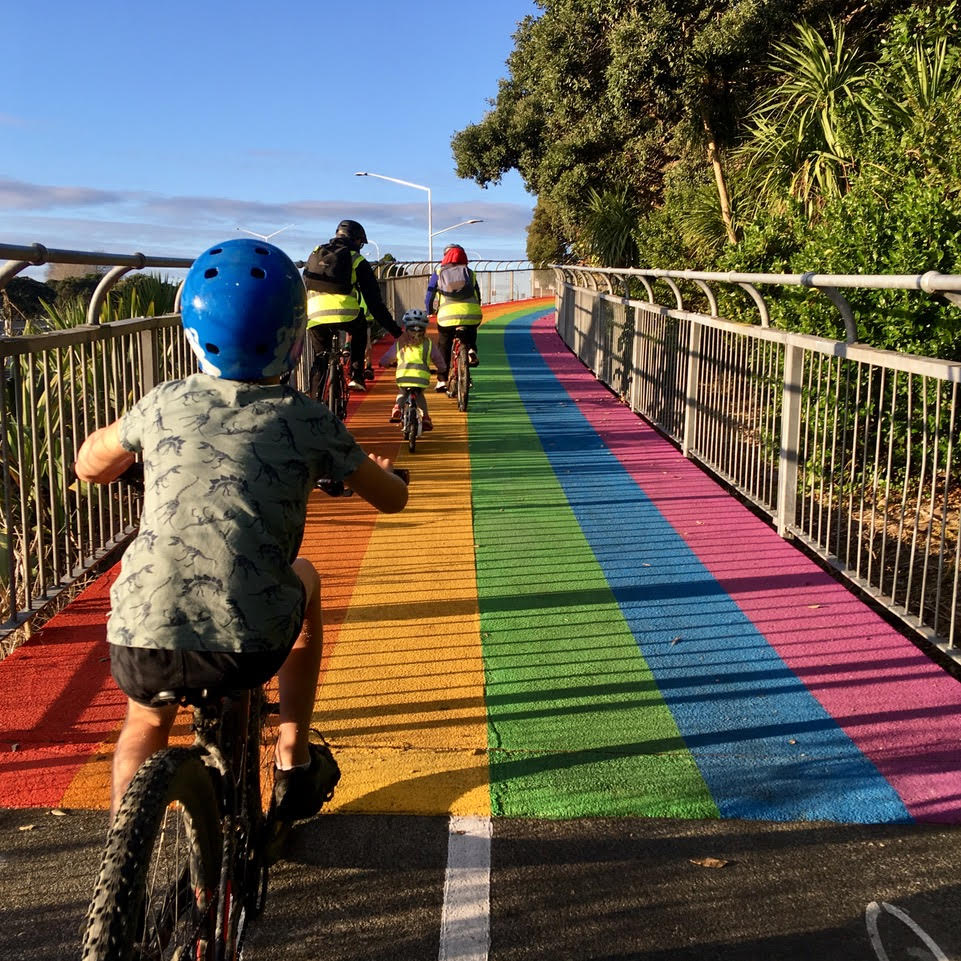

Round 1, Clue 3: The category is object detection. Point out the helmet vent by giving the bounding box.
[250,267,266,279]
[210,247,223,255]
[205,343,220,355]
[254,246,269,256]
[204,268,218,279]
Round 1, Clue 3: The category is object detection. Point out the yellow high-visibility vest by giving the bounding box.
[307,251,365,327]
[436,267,482,328]
[395,340,431,389]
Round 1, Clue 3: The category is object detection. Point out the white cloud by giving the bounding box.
[0,177,533,261]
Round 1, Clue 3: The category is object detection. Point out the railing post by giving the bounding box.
[139,328,159,394]
[682,322,702,458]
[630,303,643,414]
[776,343,804,538]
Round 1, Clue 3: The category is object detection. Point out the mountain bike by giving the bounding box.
[400,387,423,453]
[445,326,471,413]
[81,679,284,961]
[315,329,351,422]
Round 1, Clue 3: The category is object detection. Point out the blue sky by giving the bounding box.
[3,0,540,271]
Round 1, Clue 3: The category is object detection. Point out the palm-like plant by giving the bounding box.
[737,20,876,217]
[876,32,961,134]
[580,186,641,267]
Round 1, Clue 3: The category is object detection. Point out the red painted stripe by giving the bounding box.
[0,568,125,807]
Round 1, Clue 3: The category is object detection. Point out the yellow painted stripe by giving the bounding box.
[313,362,490,816]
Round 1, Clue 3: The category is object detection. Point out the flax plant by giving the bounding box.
[737,20,876,218]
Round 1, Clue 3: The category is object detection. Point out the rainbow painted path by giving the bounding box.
[2,298,960,824]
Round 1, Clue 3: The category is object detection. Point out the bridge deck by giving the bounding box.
[1,298,959,825]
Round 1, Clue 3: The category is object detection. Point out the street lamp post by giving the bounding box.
[431,219,483,242]
[355,171,433,263]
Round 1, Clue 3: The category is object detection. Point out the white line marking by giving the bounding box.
[438,815,492,961]
[865,900,949,961]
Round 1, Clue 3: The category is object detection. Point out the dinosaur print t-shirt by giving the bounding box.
[108,374,365,653]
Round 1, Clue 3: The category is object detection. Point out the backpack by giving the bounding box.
[303,244,354,295]
[436,264,473,300]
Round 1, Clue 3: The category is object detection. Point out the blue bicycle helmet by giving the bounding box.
[181,239,306,380]
[402,308,428,331]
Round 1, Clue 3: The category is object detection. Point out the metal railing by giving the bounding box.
[555,267,961,655]
[0,243,552,649]
[376,261,555,321]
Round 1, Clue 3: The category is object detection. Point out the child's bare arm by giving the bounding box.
[345,453,409,513]
[75,420,135,484]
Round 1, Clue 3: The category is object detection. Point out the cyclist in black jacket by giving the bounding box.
[305,219,403,395]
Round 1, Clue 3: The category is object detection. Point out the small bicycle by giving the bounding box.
[446,326,472,413]
[400,386,424,453]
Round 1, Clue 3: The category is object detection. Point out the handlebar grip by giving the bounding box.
[317,478,352,497]
[117,461,145,494]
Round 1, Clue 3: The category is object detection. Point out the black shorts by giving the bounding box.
[111,642,294,707]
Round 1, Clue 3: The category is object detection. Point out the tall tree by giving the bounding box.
[452,0,915,244]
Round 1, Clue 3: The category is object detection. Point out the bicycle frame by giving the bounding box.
[173,687,275,957]
[321,329,351,422]
[445,327,471,413]
[402,386,422,452]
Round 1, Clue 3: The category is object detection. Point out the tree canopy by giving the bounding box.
[452,0,917,261]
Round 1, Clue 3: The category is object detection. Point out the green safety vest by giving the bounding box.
[395,339,431,389]
[436,267,482,328]
[306,251,365,327]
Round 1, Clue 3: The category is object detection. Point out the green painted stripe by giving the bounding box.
[470,310,718,819]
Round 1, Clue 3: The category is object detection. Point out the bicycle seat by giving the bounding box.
[149,687,246,709]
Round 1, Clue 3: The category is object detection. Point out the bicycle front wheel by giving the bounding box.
[404,401,417,453]
[456,343,470,412]
[242,681,280,922]
[82,748,222,961]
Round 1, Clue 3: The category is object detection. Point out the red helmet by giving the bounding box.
[441,244,468,265]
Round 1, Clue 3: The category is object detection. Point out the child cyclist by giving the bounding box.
[390,309,435,431]
[75,239,409,821]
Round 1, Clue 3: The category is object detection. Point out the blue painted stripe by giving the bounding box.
[504,312,912,823]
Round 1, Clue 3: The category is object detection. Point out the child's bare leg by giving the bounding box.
[111,699,178,817]
[275,558,324,768]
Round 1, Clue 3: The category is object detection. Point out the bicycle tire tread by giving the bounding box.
[81,748,221,961]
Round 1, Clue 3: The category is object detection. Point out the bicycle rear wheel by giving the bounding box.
[82,748,222,961]
[456,342,470,412]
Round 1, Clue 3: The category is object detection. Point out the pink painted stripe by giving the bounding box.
[532,314,961,822]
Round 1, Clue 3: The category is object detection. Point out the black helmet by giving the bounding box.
[335,219,368,248]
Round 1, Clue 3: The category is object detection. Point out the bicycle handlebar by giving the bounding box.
[318,467,409,497]
[117,461,145,494]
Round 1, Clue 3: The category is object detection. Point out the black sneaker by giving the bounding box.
[273,742,340,823]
